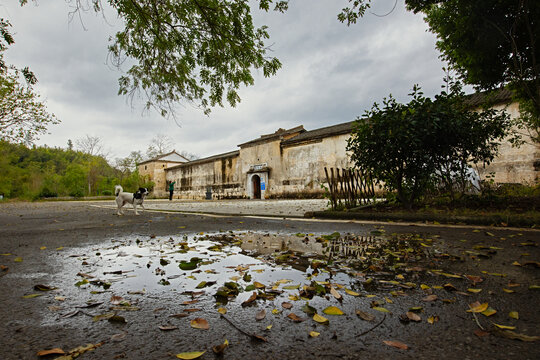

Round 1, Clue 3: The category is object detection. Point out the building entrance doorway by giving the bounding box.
[252,175,261,199]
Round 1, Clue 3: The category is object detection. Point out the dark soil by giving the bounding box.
[0,201,539,360]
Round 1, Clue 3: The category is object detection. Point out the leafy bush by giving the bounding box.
[38,187,57,198]
[347,82,510,208]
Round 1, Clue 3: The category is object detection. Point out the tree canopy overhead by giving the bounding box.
[20,0,287,117]
[0,18,59,144]
[407,0,540,135]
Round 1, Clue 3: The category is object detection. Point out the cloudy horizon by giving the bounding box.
[3,1,452,163]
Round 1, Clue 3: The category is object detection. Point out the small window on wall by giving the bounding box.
[163,164,165,167]
[144,165,147,170]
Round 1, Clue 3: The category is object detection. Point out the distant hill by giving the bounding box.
[0,141,152,200]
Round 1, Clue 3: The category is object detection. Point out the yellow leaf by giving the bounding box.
[385,297,393,304]
[420,284,430,290]
[509,311,519,319]
[396,274,405,280]
[22,294,42,299]
[365,294,376,298]
[40,246,46,250]
[254,281,265,289]
[502,288,515,293]
[14,257,23,262]
[56,247,64,251]
[481,307,497,317]
[467,288,482,293]
[372,307,390,313]
[217,307,227,315]
[176,351,206,359]
[427,316,439,324]
[467,302,489,313]
[272,309,281,315]
[323,306,344,315]
[309,331,320,337]
[344,288,360,296]
[288,294,300,301]
[313,314,329,324]
[266,324,272,330]
[494,323,516,330]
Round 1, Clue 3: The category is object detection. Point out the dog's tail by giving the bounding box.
[114,185,123,196]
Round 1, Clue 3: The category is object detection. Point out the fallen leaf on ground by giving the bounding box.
[287,313,304,322]
[37,348,65,356]
[313,314,329,324]
[467,288,482,293]
[309,331,320,337]
[372,307,390,314]
[159,325,178,331]
[467,302,489,313]
[241,292,258,307]
[330,286,342,301]
[427,315,439,324]
[406,312,421,322]
[22,292,44,299]
[383,340,409,350]
[255,309,266,321]
[474,329,490,338]
[217,307,227,315]
[176,351,205,359]
[481,307,497,317]
[509,311,519,320]
[422,295,438,302]
[493,323,516,330]
[212,340,229,355]
[356,310,375,321]
[190,318,209,330]
[323,306,344,315]
[281,302,293,309]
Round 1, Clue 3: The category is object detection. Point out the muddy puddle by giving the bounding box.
[52,230,431,305]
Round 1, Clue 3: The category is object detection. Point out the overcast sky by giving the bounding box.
[3,1,450,162]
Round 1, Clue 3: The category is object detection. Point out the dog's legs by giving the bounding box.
[116,198,123,216]
[133,203,139,215]
[140,203,145,212]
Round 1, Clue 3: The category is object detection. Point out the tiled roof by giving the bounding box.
[238,126,305,148]
[139,150,190,165]
[281,121,355,147]
[166,150,240,171]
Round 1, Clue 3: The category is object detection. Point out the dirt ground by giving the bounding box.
[0,201,538,360]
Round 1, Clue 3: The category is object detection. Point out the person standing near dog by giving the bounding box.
[168,181,176,201]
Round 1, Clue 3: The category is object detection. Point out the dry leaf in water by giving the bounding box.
[255,309,266,321]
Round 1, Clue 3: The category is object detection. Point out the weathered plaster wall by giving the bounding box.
[138,161,169,197]
[166,152,243,199]
[277,135,352,197]
[476,102,539,184]
[239,141,283,199]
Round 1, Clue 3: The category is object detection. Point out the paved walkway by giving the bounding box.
[138,198,329,217]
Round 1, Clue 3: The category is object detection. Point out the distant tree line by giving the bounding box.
[0,141,153,200]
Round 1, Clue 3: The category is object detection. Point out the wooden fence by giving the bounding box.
[324,167,376,210]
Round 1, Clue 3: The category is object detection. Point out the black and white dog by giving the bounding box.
[114,185,149,215]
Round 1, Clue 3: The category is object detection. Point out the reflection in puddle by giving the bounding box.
[56,230,426,308]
